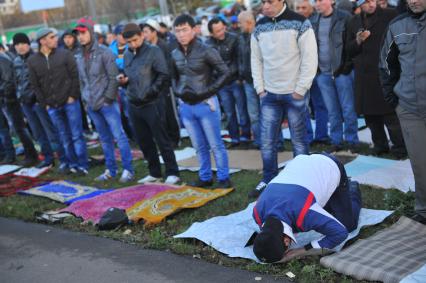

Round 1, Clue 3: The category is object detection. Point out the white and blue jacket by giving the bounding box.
[253,154,349,250]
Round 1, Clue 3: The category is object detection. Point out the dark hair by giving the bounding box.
[159,22,168,28]
[207,17,227,33]
[173,14,196,28]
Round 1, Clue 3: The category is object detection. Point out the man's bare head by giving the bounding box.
[238,11,256,33]
[295,0,314,18]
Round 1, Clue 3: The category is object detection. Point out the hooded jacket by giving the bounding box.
[74,23,118,111]
[379,11,426,118]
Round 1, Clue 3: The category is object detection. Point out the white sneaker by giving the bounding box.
[165,175,181,185]
[137,175,160,184]
[119,169,134,183]
[95,169,113,181]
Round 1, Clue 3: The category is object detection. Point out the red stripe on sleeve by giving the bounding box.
[296,192,314,231]
[253,206,262,226]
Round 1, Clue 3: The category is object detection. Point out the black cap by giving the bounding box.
[13,33,31,46]
[253,217,286,263]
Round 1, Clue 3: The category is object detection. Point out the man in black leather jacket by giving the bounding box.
[206,17,251,148]
[122,23,180,185]
[171,14,232,188]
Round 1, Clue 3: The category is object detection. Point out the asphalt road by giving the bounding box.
[0,217,286,283]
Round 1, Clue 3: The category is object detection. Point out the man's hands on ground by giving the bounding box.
[356,30,371,45]
[277,248,308,263]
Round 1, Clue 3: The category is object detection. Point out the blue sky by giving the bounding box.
[20,0,64,13]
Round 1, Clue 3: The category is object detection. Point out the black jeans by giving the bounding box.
[0,102,37,159]
[129,101,179,178]
[364,113,406,153]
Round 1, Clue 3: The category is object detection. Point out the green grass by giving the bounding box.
[0,139,415,283]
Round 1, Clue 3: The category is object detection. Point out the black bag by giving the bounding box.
[98,207,129,230]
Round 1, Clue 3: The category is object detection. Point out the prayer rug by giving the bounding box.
[20,180,111,204]
[60,183,176,224]
[178,150,293,171]
[358,126,390,145]
[126,185,233,225]
[174,202,393,262]
[160,147,196,164]
[344,155,414,192]
[0,174,48,197]
[320,217,426,283]
[0,165,21,175]
[14,166,50,178]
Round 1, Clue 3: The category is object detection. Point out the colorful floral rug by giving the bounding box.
[126,185,233,225]
[60,183,175,224]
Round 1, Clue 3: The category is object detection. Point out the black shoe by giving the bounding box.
[248,181,267,199]
[411,214,426,225]
[390,147,408,159]
[36,160,54,169]
[20,156,39,167]
[190,179,213,188]
[216,179,232,188]
[226,142,240,149]
[372,146,390,156]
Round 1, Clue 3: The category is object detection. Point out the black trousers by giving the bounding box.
[156,92,180,147]
[364,113,406,153]
[129,102,179,178]
[1,102,37,159]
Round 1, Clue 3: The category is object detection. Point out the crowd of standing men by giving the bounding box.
[0,0,425,223]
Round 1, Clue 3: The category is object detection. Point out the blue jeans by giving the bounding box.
[310,77,329,141]
[0,109,14,159]
[22,103,66,164]
[218,81,251,143]
[88,102,133,176]
[304,92,314,144]
[119,87,135,140]
[179,97,230,182]
[316,73,359,145]
[242,82,260,146]
[48,100,88,170]
[260,92,309,183]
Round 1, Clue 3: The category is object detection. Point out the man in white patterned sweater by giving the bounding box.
[249,0,318,198]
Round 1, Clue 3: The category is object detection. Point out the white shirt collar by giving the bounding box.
[282,221,297,243]
[272,4,287,19]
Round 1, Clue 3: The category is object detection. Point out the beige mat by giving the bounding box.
[178,150,293,171]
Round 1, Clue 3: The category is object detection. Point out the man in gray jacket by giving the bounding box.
[73,18,134,182]
[379,0,426,224]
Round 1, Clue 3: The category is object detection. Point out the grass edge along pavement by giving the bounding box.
[0,140,416,283]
